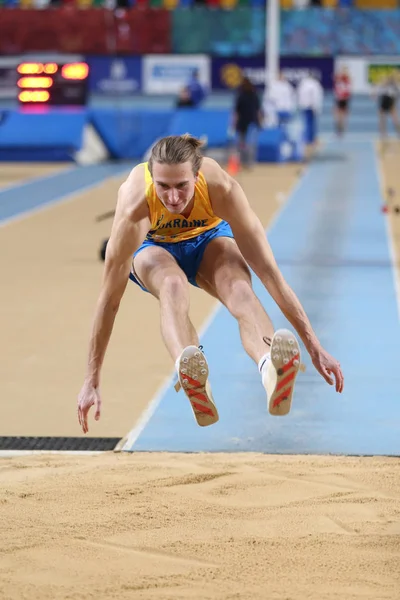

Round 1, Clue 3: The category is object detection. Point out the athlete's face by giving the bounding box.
[152,161,197,214]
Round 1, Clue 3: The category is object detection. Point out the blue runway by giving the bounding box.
[125,141,400,456]
[0,162,130,224]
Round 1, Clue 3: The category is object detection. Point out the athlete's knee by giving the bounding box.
[224,278,255,316]
[159,272,189,301]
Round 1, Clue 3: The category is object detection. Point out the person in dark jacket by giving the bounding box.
[176,86,195,108]
[232,76,262,167]
[374,72,400,142]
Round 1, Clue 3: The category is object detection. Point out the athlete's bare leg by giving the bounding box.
[133,246,199,361]
[334,107,342,135]
[196,236,274,363]
[335,107,348,136]
[379,111,388,141]
[134,246,219,425]
[197,236,302,416]
[390,107,400,136]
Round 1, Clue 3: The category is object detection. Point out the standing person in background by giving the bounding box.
[232,76,263,169]
[297,72,324,161]
[333,66,351,137]
[373,71,400,145]
[176,86,195,108]
[263,71,296,128]
[187,69,207,108]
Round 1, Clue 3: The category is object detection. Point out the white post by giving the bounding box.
[266,0,279,89]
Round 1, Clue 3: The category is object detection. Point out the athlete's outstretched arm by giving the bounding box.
[77,167,151,433]
[206,159,343,393]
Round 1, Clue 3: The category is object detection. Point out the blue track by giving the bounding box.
[0,163,130,224]
[126,140,400,456]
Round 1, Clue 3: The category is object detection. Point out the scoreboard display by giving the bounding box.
[17,62,89,106]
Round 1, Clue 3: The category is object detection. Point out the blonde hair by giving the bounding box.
[148,134,204,176]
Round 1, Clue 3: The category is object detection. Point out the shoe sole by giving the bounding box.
[178,346,219,427]
[269,329,301,416]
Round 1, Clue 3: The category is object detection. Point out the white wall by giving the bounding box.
[335,56,400,94]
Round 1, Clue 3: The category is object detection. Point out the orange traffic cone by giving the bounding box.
[227,151,240,176]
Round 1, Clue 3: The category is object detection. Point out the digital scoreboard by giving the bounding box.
[17,62,89,106]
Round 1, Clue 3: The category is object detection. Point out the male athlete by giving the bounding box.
[78,134,343,433]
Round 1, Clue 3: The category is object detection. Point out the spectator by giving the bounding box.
[333,66,352,137]
[186,69,207,108]
[297,72,324,161]
[373,71,400,143]
[232,76,262,168]
[263,71,296,128]
[176,86,195,108]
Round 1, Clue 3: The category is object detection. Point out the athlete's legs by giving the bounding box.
[342,107,349,133]
[196,236,274,364]
[335,104,347,135]
[390,106,400,136]
[133,246,199,361]
[379,109,388,140]
[197,235,301,416]
[334,104,342,135]
[237,131,246,165]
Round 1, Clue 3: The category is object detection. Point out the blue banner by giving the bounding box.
[212,56,334,91]
[87,56,142,95]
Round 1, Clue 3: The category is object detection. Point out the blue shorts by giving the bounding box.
[303,108,317,144]
[277,110,292,126]
[129,220,234,292]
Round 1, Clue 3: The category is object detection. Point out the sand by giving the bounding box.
[0,452,399,599]
[0,148,399,599]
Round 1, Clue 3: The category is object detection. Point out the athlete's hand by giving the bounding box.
[77,380,101,434]
[310,347,344,393]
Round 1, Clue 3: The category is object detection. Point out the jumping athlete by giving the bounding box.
[77,135,343,433]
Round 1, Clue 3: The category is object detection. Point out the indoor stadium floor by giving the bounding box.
[0,138,399,600]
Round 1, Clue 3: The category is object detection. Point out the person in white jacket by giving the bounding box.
[297,73,324,160]
[263,71,296,127]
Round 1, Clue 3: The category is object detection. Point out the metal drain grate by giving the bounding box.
[0,437,121,451]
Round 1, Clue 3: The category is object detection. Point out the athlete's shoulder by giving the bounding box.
[200,158,239,219]
[134,161,152,177]
[201,157,230,190]
[128,162,147,182]
[121,163,146,196]
[118,163,148,222]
